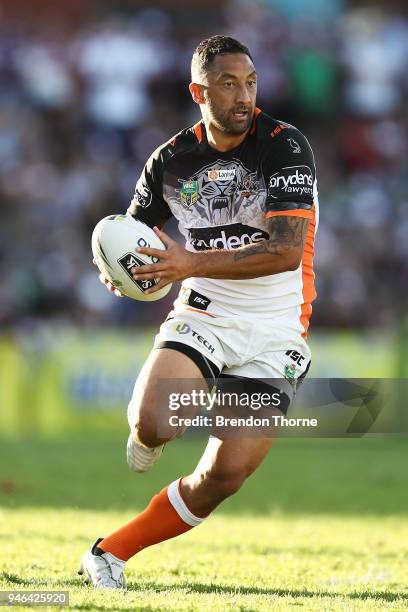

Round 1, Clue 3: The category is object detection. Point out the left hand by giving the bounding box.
[132,226,196,294]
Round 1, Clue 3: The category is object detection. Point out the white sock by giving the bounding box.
[167,478,205,527]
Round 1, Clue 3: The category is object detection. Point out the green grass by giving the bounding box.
[1,435,408,610]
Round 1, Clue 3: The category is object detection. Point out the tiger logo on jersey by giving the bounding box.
[174,160,265,225]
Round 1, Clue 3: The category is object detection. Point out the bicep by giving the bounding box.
[267,215,310,248]
[265,215,310,268]
[232,215,309,270]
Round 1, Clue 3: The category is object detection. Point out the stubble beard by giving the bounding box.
[209,104,254,136]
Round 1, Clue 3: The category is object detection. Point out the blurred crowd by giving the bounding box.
[0,0,407,331]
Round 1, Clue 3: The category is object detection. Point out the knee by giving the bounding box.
[134,420,162,448]
[131,403,189,448]
[133,410,177,448]
[127,395,161,447]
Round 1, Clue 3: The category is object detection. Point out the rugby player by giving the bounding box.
[79,35,318,588]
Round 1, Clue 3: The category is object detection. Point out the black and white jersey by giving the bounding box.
[128,109,318,336]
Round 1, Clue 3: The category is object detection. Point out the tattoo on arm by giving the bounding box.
[233,216,309,262]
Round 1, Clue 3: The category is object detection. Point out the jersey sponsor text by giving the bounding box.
[187,223,269,251]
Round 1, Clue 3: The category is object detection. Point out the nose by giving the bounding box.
[235,84,252,105]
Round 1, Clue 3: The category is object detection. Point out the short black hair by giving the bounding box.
[191,35,252,79]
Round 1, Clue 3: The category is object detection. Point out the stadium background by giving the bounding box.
[1,0,407,434]
[0,1,407,609]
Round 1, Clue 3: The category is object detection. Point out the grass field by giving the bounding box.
[1,434,408,611]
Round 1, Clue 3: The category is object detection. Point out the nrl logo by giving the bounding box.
[180,180,199,208]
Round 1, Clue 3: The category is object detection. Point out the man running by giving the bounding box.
[79,35,318,588]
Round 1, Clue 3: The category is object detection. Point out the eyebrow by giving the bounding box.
[216,71,257,80]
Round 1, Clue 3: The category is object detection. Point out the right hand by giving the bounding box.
[93,259,124,298]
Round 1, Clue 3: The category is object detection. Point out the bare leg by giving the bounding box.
[181,436,275,517]
[128,348,208,448]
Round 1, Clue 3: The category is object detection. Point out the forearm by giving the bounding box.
[131,216,310,293]
[190,216,310,280]
[191,242,300,279]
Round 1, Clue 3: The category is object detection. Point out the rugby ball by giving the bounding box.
[91,214,172,301]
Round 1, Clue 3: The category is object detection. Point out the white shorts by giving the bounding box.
[154,307,311,405]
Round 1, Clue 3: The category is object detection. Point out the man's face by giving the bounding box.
[198,53,257,135]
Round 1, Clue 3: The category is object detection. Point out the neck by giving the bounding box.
[204,121,249,152]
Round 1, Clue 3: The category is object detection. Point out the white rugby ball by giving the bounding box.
[91,214,172,301]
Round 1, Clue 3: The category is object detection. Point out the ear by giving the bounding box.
[189,83,205,105]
